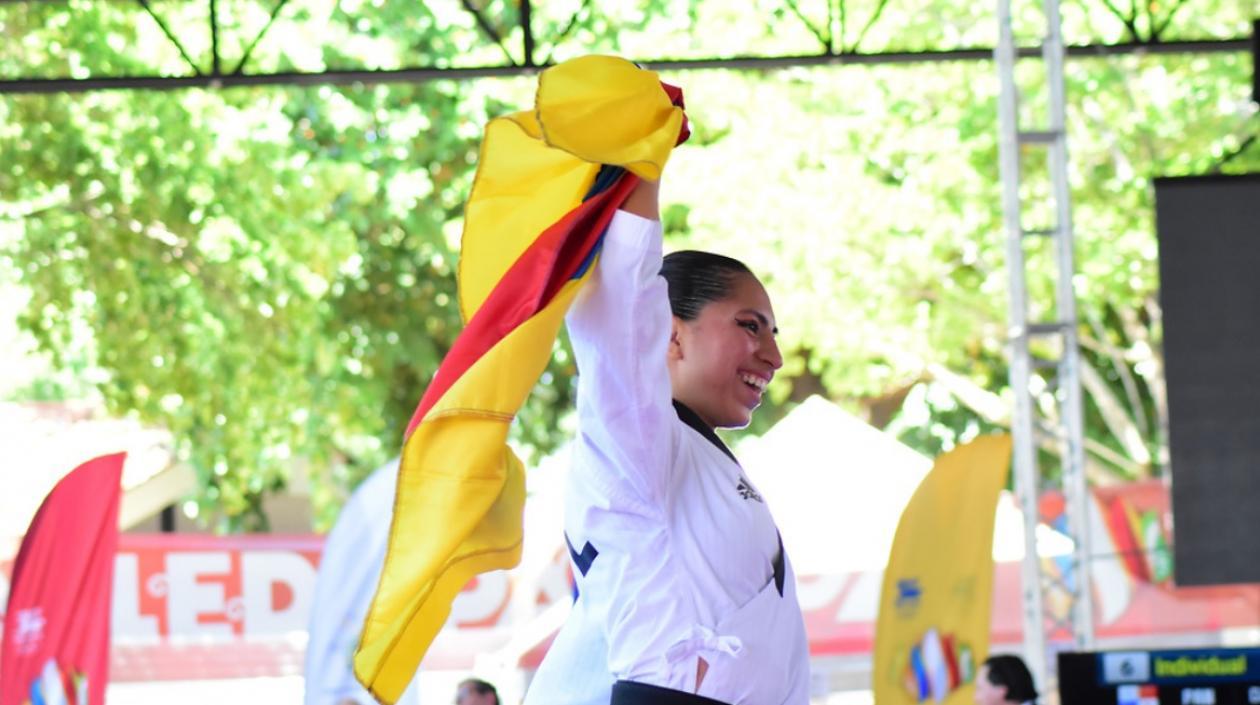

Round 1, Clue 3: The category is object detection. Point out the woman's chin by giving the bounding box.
[716,408,754,429]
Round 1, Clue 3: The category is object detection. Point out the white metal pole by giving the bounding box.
[1041,0,1096,651]
[995,0,1050,688]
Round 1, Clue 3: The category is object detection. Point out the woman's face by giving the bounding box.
[974,665,1009,705]
[667,273,783,429]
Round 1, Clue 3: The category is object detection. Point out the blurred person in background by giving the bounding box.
[304,459,420,705]
[974,654,1038,705]
[455,678,499,705]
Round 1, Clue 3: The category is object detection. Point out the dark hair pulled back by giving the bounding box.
[659,250,753,321]
[984,654,1038,703]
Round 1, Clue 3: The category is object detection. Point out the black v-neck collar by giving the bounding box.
[672,400,738,464]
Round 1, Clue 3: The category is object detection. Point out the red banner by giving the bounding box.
[1,453,124,705]
[3,479,1259,684]
[2,533,529,682]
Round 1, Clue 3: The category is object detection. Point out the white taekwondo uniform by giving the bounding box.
[523,210,810,705]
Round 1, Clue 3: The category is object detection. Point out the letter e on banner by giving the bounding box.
[166,552,233,639]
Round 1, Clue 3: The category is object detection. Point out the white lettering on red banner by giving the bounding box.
[13,606,46,655]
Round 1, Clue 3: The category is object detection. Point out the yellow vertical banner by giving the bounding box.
[873,434,1013,704]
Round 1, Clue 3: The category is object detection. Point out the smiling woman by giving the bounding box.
[524,174,810,705]
[660,251,783,429]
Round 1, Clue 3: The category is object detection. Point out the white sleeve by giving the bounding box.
[566,209,677,507]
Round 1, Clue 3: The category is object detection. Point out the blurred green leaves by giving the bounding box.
[1,0,1256,529]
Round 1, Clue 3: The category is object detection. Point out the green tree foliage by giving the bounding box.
[1,0,1256,527]
[666,49,1256,481]
[0,0,681,529]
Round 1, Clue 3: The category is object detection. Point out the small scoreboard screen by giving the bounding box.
[1060,648,1260,705]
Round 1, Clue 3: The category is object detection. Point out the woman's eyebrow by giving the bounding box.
[738,309,779,335]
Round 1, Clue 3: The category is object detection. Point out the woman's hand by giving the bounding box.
[620,174,660,221]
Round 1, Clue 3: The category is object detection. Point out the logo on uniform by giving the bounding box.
[736,477,763,503]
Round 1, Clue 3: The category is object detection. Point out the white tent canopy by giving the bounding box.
[736,395,1071,576]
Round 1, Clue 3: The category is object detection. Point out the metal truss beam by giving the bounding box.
[0,38,1249,94]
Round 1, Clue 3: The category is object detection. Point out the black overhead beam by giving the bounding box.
[0,38,1250,94]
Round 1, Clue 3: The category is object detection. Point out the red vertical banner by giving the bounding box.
[1,452,125,705]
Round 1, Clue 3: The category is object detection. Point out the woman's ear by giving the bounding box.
[667,317,685,361]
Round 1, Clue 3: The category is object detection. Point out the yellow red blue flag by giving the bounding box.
[353,55,689,704]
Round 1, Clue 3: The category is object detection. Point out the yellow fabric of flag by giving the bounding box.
[353,55,685,705]
[873,434,1013,705]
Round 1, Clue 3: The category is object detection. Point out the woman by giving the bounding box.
[974,655,1039,705]
[523,173,810,705]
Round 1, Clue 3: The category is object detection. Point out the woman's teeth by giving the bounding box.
[740,373,767,391]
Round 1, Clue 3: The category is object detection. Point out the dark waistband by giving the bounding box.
[610,680,731,705]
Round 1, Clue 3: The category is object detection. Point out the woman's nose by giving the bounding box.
[760,335,783,370]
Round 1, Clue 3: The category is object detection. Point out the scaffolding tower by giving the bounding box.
[994,0,1096,689]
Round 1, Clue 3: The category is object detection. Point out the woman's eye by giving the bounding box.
[738,320,760,334]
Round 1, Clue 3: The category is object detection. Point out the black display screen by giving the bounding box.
[1153,174,1260,587]
[1060,648,1260,705]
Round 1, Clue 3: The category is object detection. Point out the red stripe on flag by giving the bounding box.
[661,82,690,145]
[405,172,640,436]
